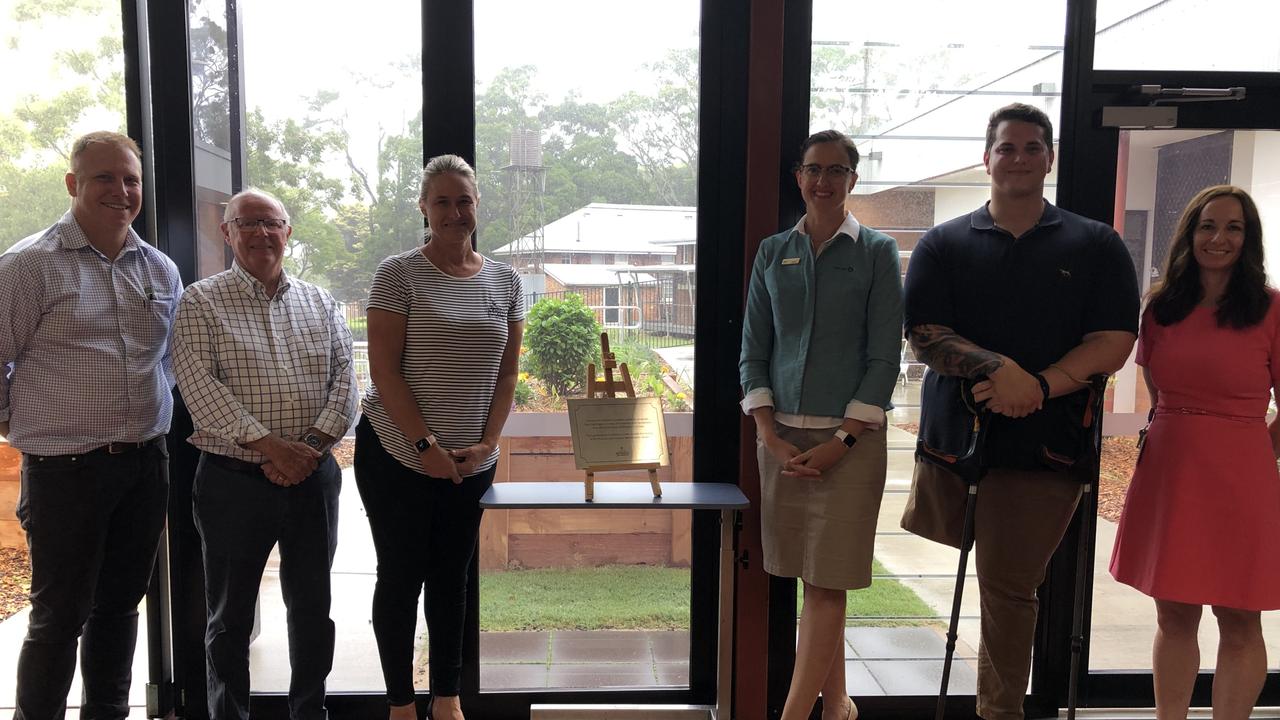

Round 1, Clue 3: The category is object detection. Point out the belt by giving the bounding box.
[1154,406,1263,423]
[93,436,165,454]
[25,435,164,462]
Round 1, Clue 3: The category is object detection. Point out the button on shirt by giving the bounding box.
[0,212,182,455]
[173,263,357,462]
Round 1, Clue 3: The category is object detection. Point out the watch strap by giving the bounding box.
[834,428,857,448]
[1033,372,1051,402]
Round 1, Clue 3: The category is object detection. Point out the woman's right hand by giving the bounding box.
[418,444,463,484]
[762,434,803,467]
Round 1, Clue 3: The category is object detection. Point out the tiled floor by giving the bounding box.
[467,626,975,695]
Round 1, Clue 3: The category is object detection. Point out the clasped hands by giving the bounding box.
[970,358,1044,418]
[763,419,866,478]
[255,434,322,487]
[417,441,495,484]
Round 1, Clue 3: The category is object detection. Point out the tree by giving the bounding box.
[1,0,125,248]
[524,295,600,396]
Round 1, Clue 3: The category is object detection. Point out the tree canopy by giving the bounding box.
[2,0,702,305]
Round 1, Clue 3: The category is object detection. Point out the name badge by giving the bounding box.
[781,257,800,266]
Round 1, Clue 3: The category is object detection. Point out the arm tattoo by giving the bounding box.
[909,324,1004,379]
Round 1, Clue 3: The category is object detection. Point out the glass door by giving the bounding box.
[1067,21,1280,704]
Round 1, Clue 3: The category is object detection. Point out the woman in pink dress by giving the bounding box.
[1110,185,1280,719]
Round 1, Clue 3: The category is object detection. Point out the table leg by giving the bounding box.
[716,508,734,719]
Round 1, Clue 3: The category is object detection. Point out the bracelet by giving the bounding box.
[1032,372,1051,402]
[1048,362,1085,385]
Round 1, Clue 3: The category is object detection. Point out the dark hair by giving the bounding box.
[798,129,859,172]
[1149,184,1271,329]
[984,103,1054,153]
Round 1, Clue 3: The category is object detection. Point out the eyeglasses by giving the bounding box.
[799,163,853,181]
[231,217,288,231]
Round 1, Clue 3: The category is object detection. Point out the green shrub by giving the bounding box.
[514,377,533,407]
[525,294,600,396]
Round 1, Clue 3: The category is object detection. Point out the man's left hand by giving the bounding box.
[973,359,1043,418]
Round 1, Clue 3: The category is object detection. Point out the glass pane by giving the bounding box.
[238,0,422,695]
[810,0,1066,696]
[1091,129,1280,672]
[190,0,233,280]
[1094,0,1280,72]
[474,0,700,690]
[0,0,128,249]
[0,0,131,710]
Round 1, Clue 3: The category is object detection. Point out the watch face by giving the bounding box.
[304,434,322,449]
[415,437,431,453]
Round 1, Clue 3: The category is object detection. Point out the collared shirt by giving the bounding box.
[740,212,893,429]
[173,263,357,462]
[740,211,904,428]
[0,212,182,455]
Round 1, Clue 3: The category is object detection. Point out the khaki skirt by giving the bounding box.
[757,422,887,590]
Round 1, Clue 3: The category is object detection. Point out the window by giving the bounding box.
[238,0,422,693]
[475,0,699,690]
[0,0,128,250]
[809,0,1068,697]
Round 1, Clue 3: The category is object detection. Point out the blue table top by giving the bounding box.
[479,481,749,510]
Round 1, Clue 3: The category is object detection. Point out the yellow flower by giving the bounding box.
[519,346,528,355]
[518,372,529,381]
[676,392,686,400]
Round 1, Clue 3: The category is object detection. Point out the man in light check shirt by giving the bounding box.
[0,131,181,720]
[173,188,356,720]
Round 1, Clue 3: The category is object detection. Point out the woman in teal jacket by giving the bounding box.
[740,130,903,720]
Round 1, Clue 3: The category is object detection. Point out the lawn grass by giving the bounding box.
[478,560,937,632]
[802,560,938,626]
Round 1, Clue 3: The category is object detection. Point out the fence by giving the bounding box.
[525,282,695,351]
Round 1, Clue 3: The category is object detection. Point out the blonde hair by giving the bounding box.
[418,154,478,202]
[70,131,142,175]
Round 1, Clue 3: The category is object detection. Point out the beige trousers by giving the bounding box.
[901,461,1082,720]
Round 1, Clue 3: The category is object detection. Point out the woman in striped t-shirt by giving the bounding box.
[354,154,525,720]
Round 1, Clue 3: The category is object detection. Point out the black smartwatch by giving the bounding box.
[1033,372,1051,402]
[414,435,437,454]
[833,428,857,448]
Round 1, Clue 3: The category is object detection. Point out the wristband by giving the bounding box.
[414,435,437,454]
[1033,372,1051,402]
[833,428,857,448]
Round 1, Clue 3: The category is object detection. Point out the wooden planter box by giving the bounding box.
[0,440,22,548]
[479,435,694,571]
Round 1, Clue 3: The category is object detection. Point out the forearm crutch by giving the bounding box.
[917,381,990,720]
[1066,375,1109,720]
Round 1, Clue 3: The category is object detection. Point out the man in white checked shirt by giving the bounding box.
[0,131,181,720]
[173,189,356,720]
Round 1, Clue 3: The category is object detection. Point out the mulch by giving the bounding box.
[0,546,31,623]
[1098,436,1139,523]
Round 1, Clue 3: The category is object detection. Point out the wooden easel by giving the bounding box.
[583,332,662,501]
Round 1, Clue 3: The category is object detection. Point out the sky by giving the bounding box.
[238,0,699,175]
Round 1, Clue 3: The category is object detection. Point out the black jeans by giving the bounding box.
[13,440,169,720]
[352,417,493,703]
[192,452,341,720]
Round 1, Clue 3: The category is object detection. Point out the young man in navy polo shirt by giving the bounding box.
[901,103,1140,720]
